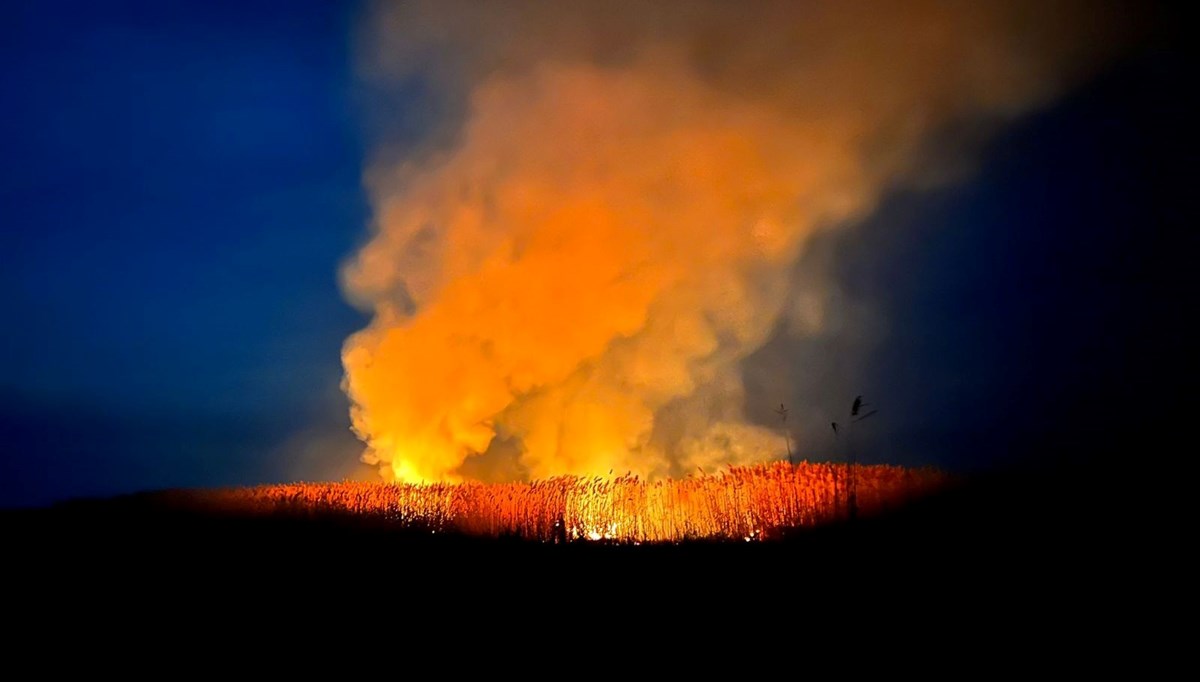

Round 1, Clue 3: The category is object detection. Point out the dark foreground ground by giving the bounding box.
[1,462,1158,597]
[1,466,1176,662]
[0,463,1168,658]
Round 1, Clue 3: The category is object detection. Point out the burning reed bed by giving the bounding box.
[188,462,944,543]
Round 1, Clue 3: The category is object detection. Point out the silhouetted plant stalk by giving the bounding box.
[832,395,879,521]
[775,403,792,465]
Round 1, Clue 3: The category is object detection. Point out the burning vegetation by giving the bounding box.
[186,462,944,543]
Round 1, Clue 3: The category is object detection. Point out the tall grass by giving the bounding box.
[178,461,944,543]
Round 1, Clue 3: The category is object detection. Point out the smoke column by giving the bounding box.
[342,0,1127,482]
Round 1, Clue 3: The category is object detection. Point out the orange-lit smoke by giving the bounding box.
[342,1,1126,482]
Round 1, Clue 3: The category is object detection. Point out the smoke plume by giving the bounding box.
[342,0,1127,482]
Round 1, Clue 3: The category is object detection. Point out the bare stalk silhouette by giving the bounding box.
[833,395,879,521]
[775,403,792,464]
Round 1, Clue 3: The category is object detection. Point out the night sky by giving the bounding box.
[1,1,1191,506]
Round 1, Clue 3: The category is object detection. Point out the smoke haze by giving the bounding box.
[342,0,1130,482]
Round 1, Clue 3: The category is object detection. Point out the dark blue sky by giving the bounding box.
[1,2,1191,505]
[1,1,371,504]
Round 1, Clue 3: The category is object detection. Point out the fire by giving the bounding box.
[341,1,1124,483]
[194,462,944,543]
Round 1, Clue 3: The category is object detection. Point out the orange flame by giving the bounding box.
[198,463,944,543]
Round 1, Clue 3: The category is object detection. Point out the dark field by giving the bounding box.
[2,461,1147,600]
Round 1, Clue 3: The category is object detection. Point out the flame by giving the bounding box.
[342,1,1127,483]
[195,462,945,543]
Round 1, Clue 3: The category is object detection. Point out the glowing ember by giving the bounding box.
[189,462,944,543]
